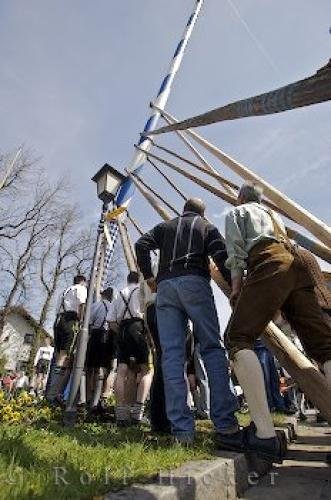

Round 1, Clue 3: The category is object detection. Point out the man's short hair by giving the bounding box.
[238,182,263,203]
[127,271,139,284]
[101,287,113,302]
[74,274,86,285]
[183,198,206,216]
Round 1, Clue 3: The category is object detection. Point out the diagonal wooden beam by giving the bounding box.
[132,171,180,216]
[141,147,331,264]
[118,218,137,272]
[151,106,331,248]
[147,158,187,201]
[151,61,331,132]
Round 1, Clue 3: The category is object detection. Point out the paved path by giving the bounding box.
[243,423,331,499]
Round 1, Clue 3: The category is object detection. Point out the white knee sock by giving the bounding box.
[323,360,331,388]
[233,349,275,439]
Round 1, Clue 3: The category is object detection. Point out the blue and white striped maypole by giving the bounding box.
[116,0,204,206]
[102,0,204,285]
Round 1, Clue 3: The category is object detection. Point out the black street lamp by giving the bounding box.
[64,164,125,425]
[92,163,126,204]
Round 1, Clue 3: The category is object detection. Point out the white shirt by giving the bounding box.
[225,202,287,278]
[89,299,112,330]
[16,375,29,389]
[34,346,54,366]
[56,284,87,315]
[107,284,143,323]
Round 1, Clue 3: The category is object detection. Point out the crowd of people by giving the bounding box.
[1,337,54,398]
[36,182,331,464]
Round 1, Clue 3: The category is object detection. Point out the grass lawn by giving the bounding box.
[0,408,286,500]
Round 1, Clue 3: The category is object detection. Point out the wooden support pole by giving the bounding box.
[118,218,138,272]
[127,211,158,258]
[141,145,292,221]
[126,172,172,222]
[132,171,180,216]
[145,147,234,204]
[143,147,292,218]
[147,158,188,201]
[151,105,235,196]
[151,141,239,191]
[151,107,331,248]
[95,233,106,299]
[133,177,331,423]
[127,212,144,236]
[286,228,331,265]
[142,147,331,264]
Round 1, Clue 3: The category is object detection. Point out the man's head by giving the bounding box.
[127,271,139,285]
[73,274,87,286]
[101,286,114,302]
[183,198,206,217]
[237,182,263,205]
[44,337,51,347]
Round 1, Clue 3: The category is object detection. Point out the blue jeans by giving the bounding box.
[254,340,286,411]
[156,275,239,439]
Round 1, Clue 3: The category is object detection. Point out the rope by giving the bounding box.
[141,146,294,221]
[126,172,171,222]
[126,212,157,257]
[132,171,180,216]
[150,140,239,191]
[147,158,187,201]
[127,212,144,236]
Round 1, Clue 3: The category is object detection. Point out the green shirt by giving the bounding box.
[225,202,286,278]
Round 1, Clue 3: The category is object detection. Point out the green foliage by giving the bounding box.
[0,421,213,499]
[0,393,286,500]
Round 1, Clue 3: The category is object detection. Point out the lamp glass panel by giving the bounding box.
[106,175,121,196]
[97,176,107,197]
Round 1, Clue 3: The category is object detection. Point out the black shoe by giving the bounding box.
[245,426,287,464]
[283,407,297,416]
[151,427,171,435]
[216,429,247,454]
[49,396,65,409]
[88,407,115,423]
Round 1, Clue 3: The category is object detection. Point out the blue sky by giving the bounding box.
[1,0,330,329]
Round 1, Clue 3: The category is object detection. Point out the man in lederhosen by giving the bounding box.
[33,337,54,396]
[108,271,153,426]
[86,287,116,414]
[222,182,331,462]
[48,275,87,405]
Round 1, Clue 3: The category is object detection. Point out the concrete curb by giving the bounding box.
[105,453,248,500]
[105,419,298,499]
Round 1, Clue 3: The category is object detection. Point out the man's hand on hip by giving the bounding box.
[146,277,157,293]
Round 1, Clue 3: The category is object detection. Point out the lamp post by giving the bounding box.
[64,164,125,425]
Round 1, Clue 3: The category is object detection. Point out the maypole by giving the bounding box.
[102,0,204,287]
[116,0,204,206]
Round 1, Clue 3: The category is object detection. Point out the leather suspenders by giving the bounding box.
[119,287,139,321]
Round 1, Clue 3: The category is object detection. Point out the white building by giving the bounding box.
[0,307,51,372]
